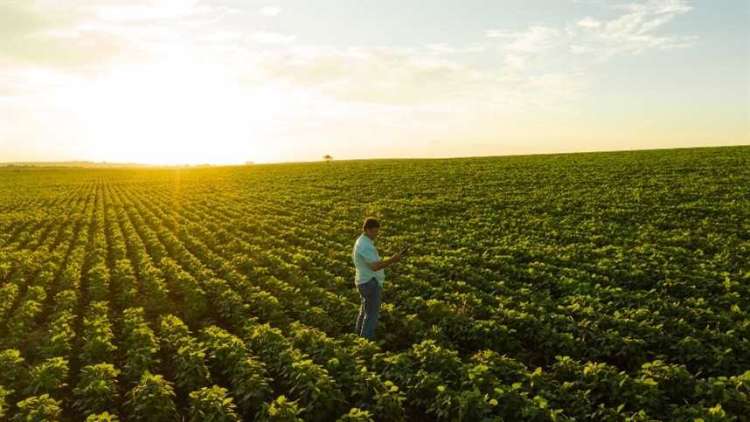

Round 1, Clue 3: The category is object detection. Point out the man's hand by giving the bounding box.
[390,253,402,263]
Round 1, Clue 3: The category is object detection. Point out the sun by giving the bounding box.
[71,59,272,165]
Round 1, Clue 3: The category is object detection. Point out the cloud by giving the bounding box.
[615,0,693,15]
[259,6,282,17]
[573,0,696,58]
[243,45,583,115]
[93,0,207,22]
[0,2,129,70]
[505,26,561,54]
[251,31,296,44]
[577,17,601,29]
[487,0,695,70]
[424,43,486,55]
[486,25,566,71]
[0,0,225,69]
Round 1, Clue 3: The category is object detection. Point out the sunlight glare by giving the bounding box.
[75,59,271,164]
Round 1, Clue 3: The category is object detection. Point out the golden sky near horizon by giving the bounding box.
[0,0,748,164]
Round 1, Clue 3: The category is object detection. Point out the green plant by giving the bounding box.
[125,371,178,421]
[12,394,62,422]
[0,385,11,419]
[188,385,241,422]
[84,411,120,421]
[73,363,120,415]
[256,395,304,422]
[121,307,160,383]
[336,407,374,422]
[25,357,68,396]
[0,349,25,389]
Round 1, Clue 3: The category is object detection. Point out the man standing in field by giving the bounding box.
[353,217,401,340]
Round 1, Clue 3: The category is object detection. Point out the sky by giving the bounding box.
[0,0,748,164]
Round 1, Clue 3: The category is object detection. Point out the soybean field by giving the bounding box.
[0,145,748,421]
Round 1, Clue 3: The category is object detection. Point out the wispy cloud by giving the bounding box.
[0,0,231,69]
[245,45,583,114]
[424,43,486,55]
[486,25,564,70]
[574,0,696,58]
[576,17,601,29]
[259,6,282,17]
[487,0,696,69]
[490,26,562,54]
[251,31,296,44]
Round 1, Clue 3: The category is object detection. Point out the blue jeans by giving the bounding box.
[355,277,381,340]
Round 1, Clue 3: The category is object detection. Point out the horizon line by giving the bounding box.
[2,143,748,168]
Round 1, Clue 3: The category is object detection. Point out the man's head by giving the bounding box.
[363,217,380,239]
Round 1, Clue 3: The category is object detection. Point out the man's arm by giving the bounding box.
[364,253,401,271]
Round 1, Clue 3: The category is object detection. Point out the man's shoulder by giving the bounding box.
[355,234,372,251]
[355,233,369,243]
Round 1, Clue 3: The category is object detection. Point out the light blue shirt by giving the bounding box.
[353,233,385,287]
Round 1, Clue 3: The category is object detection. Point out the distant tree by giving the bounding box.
[323,154,333,162]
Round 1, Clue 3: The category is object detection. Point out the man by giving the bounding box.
[352,217,401,340]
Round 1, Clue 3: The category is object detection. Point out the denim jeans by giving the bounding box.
[355,277,381,340]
